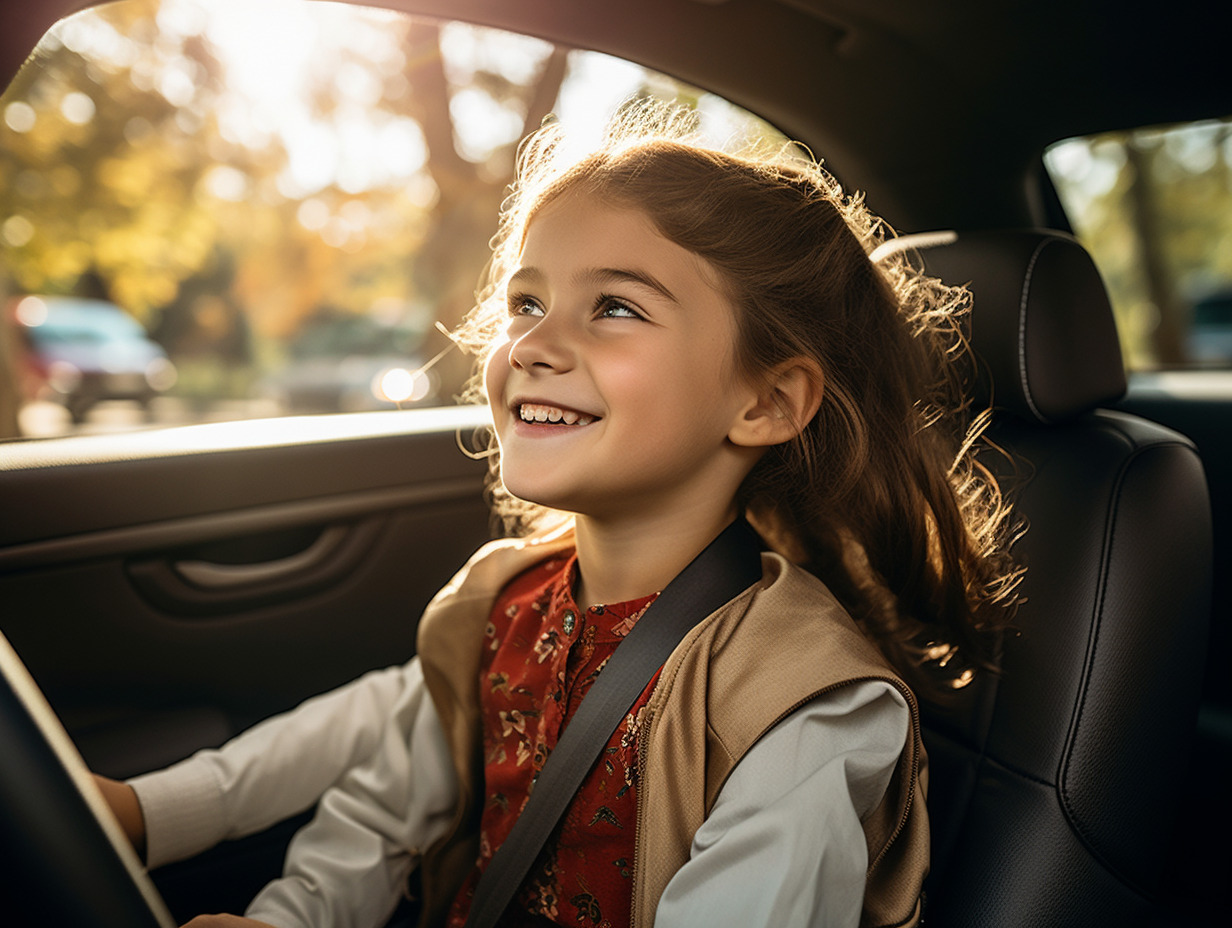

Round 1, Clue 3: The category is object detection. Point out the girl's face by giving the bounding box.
[485,191,762,525]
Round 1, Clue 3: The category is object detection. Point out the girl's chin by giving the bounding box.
[500,478,602,520]
[499,475,566,510]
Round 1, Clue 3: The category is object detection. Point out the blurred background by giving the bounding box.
[1046,123,1232,371]
[0,0,783,439]
[1,0,1230,440]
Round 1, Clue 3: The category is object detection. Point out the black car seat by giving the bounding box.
[873,230,1212,926]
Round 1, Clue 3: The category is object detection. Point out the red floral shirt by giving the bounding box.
[446,552,660,928]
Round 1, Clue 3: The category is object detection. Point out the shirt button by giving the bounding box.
[562,610,577,635]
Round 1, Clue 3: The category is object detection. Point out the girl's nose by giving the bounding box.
[508,312,576,373]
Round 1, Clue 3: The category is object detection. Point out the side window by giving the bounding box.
[0,0,785,439]
[1044,118,1232,370]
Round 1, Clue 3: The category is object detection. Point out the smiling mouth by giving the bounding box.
[518,403,598,426]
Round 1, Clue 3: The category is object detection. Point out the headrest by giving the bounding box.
[872,229,1127,424]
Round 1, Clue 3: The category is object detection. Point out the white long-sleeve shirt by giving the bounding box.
[130,658,907,928]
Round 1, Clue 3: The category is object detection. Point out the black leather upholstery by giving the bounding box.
[886,230,1212,925]
[875,229,1127,422]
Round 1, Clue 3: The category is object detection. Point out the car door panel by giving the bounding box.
[0,407,493,780]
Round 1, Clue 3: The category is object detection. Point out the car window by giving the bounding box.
[1044,117,1232,371]
[0,0,789,439]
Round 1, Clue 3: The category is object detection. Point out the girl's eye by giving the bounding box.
[597,297,643,320]
[508,294,544,317]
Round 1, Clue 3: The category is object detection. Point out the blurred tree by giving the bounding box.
[1049,118,1232,369]
[1124,138,1187,365]
[397,21,567,395]
[0,0,230,315]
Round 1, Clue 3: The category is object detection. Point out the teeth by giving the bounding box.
[519,403,595,426]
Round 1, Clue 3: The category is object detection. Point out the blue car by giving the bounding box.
[14,296,177,423]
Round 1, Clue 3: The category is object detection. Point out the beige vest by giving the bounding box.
[415,525,928,927]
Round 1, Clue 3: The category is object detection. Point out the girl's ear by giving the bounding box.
[729,358,825,448]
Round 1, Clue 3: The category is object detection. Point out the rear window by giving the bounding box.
[1044,117,1232,370]
[0,0,788,439]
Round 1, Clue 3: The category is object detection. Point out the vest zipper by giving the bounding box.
[630,700,656,928]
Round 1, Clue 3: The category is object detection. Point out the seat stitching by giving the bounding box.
[1057,442,1129,845]
[967,752,1153,901]
[1057,436,1183,891]
[1018,238,1052,424]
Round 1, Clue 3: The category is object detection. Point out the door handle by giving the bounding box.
[173,525,350,589]
[127,519,384,616]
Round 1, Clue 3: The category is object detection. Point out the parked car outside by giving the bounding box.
[1188,289,1232,365]
[260,311,435,413]
[12,295,177,423]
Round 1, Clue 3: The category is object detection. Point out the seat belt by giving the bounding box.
[463,518,765,928]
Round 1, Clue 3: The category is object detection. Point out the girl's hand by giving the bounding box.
[181,917,278,928]
[91,773,146,859]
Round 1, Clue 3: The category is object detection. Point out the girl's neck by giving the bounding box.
[571,504,739,609]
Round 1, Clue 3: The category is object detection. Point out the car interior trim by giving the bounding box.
[0,405,493,473]
[0,478,482,571]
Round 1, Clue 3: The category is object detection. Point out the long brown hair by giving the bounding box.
[455,105,1021,687]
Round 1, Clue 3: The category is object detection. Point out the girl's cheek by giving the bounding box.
[484,338,513,400]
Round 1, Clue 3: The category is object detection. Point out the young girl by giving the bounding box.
[98,105,1019,928]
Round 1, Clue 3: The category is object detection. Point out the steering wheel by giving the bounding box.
[0,629,175,928]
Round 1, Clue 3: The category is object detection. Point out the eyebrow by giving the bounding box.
[508,266,680,304]
[583,267,679,304]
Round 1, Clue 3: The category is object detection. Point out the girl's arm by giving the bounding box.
[113,655,455,928]
[653,680,909,928]
[126,661,422,869]
[241,658,457,928]
[93,774,146,858]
